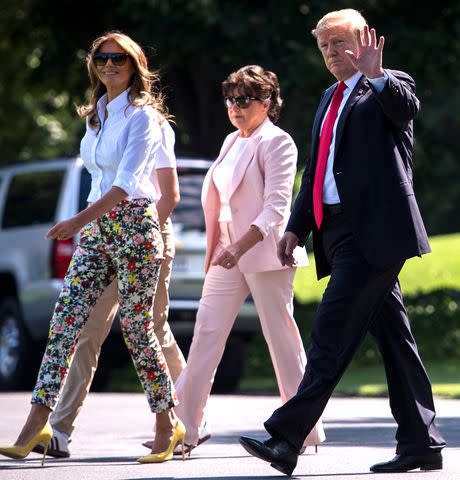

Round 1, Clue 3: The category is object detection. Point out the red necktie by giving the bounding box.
[313,81,346,228]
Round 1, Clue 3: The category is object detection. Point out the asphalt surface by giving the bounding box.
[0,392,458,479]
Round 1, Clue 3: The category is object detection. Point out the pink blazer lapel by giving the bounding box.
[229,138,257,196]
[229,118,272,197]
[201,130,240,206]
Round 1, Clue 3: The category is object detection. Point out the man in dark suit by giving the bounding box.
[239,8,445,476]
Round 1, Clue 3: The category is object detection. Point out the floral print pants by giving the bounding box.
[32,199,178,413]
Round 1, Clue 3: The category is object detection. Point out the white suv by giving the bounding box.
[0,157,258,392]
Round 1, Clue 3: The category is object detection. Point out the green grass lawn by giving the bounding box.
[294,232,460,303]
[240,232,460,398]
[239,361,460,398]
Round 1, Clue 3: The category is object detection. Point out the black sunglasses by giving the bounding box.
[93,52,130,67]
[224,95,262,109]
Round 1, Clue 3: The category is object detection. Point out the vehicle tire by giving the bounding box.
[175,333,247,394]
[90,333,131,392]
[0,297,37,390]
[212,336,247,394]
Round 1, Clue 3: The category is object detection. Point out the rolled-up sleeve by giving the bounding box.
[113,109,162,196]
[251,135,297,237]
[155,119,176,169]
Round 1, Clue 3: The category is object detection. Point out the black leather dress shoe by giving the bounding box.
[370,452,443,473]
[239,436,298,476]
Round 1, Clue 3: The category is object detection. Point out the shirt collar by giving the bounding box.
[96,88,131,118]
[343,70,363,93]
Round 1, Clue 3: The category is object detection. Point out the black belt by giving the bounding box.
[323,203,342,217]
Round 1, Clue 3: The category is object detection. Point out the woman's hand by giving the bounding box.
[212,225,263,269]
[45,186,128,241]
[46,217,83,241]
[212,243,243,269]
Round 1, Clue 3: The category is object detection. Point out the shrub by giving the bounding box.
[244,289,460,379]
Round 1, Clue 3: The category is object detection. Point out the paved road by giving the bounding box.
[0,393,458,479]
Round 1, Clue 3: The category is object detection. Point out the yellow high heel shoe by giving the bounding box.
[0,421,52,466]
[137,419,186,463]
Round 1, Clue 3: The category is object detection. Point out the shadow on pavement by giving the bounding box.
[217,415,459,448]
[120,476,372,479]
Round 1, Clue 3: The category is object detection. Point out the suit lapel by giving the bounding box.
[310,75,369,175]
[334,75,368,154]
[310,86,335,175]
[229,139,256,196]
[230,118,271,197]
[201,131,239,207]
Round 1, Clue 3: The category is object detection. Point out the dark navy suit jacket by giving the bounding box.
[287,70,431,279]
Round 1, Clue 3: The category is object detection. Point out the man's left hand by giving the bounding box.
[345,25,384,79]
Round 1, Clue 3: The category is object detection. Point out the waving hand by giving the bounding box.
[345,25,384,79]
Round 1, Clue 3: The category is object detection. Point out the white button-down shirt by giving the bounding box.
[80,89,175,203]
[322,71,388,204]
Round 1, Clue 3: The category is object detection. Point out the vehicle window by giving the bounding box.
[2,170,65,228]
[172,171,206,231]
[78,167,92,212]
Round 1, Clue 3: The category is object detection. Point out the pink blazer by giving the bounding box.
[201,118,309,273]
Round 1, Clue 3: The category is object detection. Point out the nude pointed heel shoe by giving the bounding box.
[0,421,53,466]
[137,420,186,463]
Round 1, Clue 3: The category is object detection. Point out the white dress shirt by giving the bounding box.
[80,89,175,203]
[150,114,176,201]
[322,71,388,204]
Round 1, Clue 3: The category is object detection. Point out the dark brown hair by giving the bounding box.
[222,65,283,123]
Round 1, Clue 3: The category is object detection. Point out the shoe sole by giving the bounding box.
[239,439,294,476]
[270,461,294,476]
[371,462,443,473]
[421,462,443,471]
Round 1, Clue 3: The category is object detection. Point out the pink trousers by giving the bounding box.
[174,222,325,446]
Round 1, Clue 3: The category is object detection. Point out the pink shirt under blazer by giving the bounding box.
[202,118,309,274]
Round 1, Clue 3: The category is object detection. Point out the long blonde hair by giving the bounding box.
[77,31,169,130]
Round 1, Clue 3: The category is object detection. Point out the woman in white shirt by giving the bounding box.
[169,65,325,453]
[0,32,184,465]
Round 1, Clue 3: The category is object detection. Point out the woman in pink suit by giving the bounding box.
[173,65,325,451]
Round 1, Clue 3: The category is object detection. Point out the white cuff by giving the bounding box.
[368,71,388,93]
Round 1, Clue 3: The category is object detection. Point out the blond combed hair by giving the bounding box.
[77,31,170,130]
[312,9,367,38]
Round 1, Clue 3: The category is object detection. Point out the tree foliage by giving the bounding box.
[0,0,459,234]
